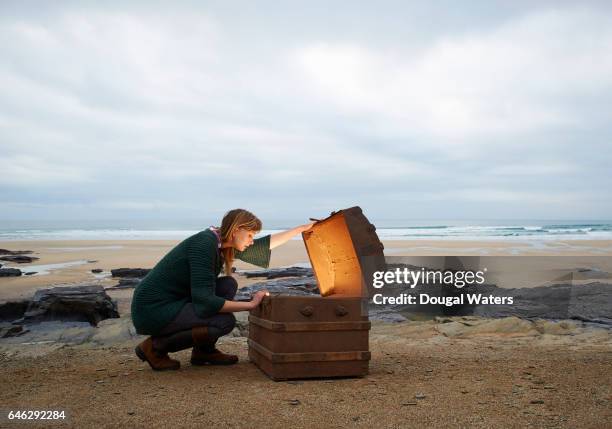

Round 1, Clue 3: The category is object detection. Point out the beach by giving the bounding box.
[2,238,612,300]
[1,319,611,428]
[1,238,611,428]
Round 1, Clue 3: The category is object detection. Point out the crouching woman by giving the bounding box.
[131,209,313,370]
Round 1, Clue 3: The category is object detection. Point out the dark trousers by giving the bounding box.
[153,276,237,350]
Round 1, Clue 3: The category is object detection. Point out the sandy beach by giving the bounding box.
[1,238,611,428]
[1,319,610,428]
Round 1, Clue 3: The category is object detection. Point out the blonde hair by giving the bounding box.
[219,209,262,275]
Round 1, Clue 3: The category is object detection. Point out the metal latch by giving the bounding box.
[299,306,314,317]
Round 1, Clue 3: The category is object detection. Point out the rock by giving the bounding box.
[17,285,119,326]
[0,268,22,277]
[415,393,426,400]
[0,323,28,338]
[238,266,313,279]
[435,317,539,338]
[369,309,407,323]
[0,255,39,263]
[235,277,319,300]
[534,320,579,335]
[24,272,36,276]
[366,262,612,326]
[435,321,471,337]
[288,399,301,406]
[111,268,151,278]
[402,401,418,406]
[466,317,539,336]
[58,324,96,343]
[0,301,29,321]
[87,260,98,263]
[229,311,249,337]
[473,282,612,325]
[91,269,103,274]
[0,249,33,255]
[574,267,611,280]
[1,320,95,346]
[106,278,142,290]
[530,400,544,404]
[90,318,143,345]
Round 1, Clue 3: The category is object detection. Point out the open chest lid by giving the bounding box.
[302,206,386,297]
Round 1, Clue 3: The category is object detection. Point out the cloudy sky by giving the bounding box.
[1,1,611,225]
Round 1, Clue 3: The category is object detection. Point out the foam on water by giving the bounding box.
[1,222,611,241]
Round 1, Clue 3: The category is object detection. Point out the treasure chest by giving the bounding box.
[248,206,386,380]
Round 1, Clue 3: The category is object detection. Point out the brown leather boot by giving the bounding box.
[191,347,239,366]
[191,326,212,345]
[135,337,180,371]
[190,326,238,365]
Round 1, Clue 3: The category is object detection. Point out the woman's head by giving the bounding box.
[218,209,262,275]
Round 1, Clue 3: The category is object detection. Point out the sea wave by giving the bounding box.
[1,223,611,241]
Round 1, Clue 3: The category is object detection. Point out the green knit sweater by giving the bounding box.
[131,229,271,335]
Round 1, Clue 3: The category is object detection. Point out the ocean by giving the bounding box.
[1,220,611,241]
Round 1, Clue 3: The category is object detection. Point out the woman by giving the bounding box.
[131,209,313,371]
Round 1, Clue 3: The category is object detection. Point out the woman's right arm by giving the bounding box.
[219,290,268,313]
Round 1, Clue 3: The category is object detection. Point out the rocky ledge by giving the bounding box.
[0,285,119,339]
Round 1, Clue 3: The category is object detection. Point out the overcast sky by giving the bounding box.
[1,1,611,225]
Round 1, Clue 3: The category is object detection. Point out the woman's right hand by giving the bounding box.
[250,290,269,309]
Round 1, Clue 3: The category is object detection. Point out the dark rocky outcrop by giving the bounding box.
[91,269,103,274]
[0,249,33,255]
[368,280,612,325]
[0,268,22,277]
[237,266,313,279]
[235,277,319,300]
[0,301,29,322]
[473,282,612,325]
[102,267,151,290]
[111,268,151,278]
[9,285,120,326]
[0,255,39,263]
